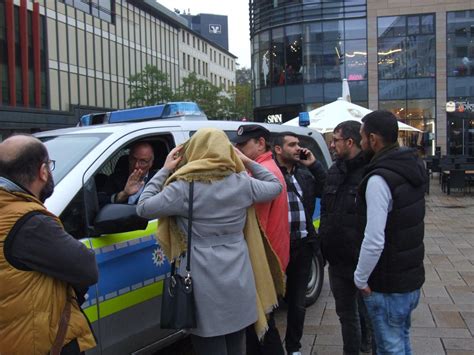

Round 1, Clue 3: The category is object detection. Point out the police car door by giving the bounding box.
[81,129,187,355]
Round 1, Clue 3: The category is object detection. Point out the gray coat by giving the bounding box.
[137,162,282,337]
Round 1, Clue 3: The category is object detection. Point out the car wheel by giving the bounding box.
[305,251,324,307]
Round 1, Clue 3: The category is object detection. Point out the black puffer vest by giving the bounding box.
[320,153,367,270]
[358,147,427,293]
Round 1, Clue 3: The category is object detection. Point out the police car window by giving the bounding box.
[40,134,108,184]
[60,176,98,239]
[94,136,173,179]
[60,186,86,239]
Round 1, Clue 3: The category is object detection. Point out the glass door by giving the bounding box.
[447,112,474,156]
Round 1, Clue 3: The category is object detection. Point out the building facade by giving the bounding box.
[250,0,474,156]
[179,26,236,91]
[0,0,236,139]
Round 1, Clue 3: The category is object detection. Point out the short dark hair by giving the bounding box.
[334,121,362,148]
[0,134,48,187]
[361,110,398,145]
[273,132,299,148]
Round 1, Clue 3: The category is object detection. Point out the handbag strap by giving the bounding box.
[185,181,194,273]
[49,296,72,355]
[169,181,194,275]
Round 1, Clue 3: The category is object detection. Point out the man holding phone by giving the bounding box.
[274,132,326,355]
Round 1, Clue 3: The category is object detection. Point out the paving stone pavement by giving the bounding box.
[275,178,474,354]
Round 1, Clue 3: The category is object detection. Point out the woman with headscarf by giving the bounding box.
[136,128,285,355]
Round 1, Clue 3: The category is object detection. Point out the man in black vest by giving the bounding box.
[355,111,427,354]
[320,121,372,355]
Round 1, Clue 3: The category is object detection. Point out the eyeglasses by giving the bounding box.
[130,157,152,168]
[331,137,349,144]
[46,160,55,171]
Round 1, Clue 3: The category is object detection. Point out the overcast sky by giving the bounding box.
[157,0,251,68]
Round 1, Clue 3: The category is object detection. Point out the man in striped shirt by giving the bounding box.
[274,132,326,355]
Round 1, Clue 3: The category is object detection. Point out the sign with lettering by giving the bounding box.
[209,24,222,34]
[266,114,282,123]
[446,101,474,113]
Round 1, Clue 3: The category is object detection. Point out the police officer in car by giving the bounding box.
[102,141,155,205]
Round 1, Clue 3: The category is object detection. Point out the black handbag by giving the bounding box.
[160,181,197,329]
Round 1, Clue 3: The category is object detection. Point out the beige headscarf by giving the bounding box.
[157,128,285,339]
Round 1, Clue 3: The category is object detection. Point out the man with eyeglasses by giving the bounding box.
[104,142,155,204]
[0,134,98,354]
[319,121,372,355]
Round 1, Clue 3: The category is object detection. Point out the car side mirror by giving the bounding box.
[92,204,148,237]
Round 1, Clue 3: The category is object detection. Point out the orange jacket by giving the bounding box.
[254,151,290,271]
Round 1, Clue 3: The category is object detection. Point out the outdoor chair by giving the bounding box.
[426,157,441,180]
[440,163,455,191]
[447,169,466,195]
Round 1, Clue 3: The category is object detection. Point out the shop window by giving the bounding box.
[447,10,474,80]
[62,1,115,23]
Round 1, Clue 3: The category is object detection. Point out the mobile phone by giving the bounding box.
[299,150,307,160]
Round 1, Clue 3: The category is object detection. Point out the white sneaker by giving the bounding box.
[289,352,302,355]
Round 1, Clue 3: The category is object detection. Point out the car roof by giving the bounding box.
[35,120,322,139]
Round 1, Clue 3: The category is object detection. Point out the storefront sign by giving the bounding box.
[446,101,474,113]
[266,114,282,123]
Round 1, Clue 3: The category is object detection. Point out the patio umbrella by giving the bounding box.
[284,98,421,134]
[342,78,351,103]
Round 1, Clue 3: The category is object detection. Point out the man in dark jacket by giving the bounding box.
[355,111,427,354]
[274,132,326,355]
[320,121,371,355]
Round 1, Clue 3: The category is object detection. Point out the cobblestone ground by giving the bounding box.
[275,177,474,354]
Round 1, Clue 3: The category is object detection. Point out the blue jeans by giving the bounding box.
[363,289,420,355]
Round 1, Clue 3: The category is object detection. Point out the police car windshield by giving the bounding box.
[39,134,109,183]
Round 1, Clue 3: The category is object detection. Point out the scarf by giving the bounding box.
[157,128,285,339]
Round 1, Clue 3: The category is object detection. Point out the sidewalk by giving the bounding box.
[275,178,474,354]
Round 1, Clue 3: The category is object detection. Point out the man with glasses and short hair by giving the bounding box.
[0,134,98,354]
[103,141,155,204]
[320,121,372,354]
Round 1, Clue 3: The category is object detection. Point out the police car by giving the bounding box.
[35,111,331,354]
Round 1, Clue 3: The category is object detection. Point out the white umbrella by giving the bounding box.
[342,79,351,103]
[284,98,421,133]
